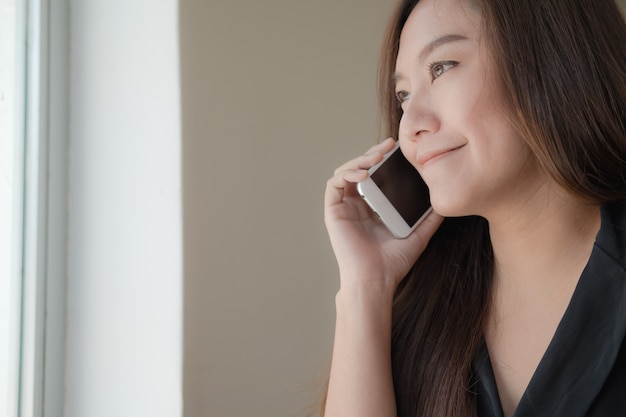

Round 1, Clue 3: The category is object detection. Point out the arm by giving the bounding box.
[324,283,396,417]
[322,138,442,417]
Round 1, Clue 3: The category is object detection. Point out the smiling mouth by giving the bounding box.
[418,144,466,166]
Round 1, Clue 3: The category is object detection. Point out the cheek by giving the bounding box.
[435,75,491,132]
[457,82,519,160]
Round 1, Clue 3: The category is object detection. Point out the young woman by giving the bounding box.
[322,0,626,416]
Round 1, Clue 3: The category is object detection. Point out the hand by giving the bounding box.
[324,138,443,293]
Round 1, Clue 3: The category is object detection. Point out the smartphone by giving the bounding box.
[356,141,432,238]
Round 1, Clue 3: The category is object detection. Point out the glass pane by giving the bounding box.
[0,0,19,416]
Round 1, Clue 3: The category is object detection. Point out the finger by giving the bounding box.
[332,138,396,175]
[325,169,369,207]
[333,152,382,175]
[365,137,395,155]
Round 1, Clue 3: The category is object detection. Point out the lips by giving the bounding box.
[417,144,466,166]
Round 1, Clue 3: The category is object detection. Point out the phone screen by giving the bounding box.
[369,149,430,226]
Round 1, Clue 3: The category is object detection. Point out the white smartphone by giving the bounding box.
[357,141,432,238]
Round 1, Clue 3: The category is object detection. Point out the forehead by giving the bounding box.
[396,0,482,65]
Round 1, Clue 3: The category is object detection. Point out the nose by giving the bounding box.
[398,97,440,143]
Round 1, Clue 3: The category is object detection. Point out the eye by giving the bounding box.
[395,90,410,105]
[428,60,459,82]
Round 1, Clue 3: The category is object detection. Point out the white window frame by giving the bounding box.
[17,0,68,416]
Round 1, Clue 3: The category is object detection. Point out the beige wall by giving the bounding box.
[179,1,392,416]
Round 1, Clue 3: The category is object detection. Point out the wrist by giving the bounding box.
[335,281,396,319]
[338,271,398,299]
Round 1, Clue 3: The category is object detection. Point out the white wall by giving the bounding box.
[65,0,182,416]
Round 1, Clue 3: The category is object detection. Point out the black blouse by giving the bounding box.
[475,201,626,416]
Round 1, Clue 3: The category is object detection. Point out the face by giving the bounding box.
[395,0,546,219]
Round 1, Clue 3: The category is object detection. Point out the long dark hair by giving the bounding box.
[379,0,626,416]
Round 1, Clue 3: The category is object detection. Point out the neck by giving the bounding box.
[487,183,601,309]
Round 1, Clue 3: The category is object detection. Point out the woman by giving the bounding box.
[322,0,626,416]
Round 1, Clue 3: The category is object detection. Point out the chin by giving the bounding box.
[429,193,475,218]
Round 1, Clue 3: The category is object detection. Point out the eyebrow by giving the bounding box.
[418,33,469,63]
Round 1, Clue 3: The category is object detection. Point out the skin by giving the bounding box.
[323,0,600,416]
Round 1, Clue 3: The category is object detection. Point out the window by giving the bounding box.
[1,0,68,415]
[0,0,22,416]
